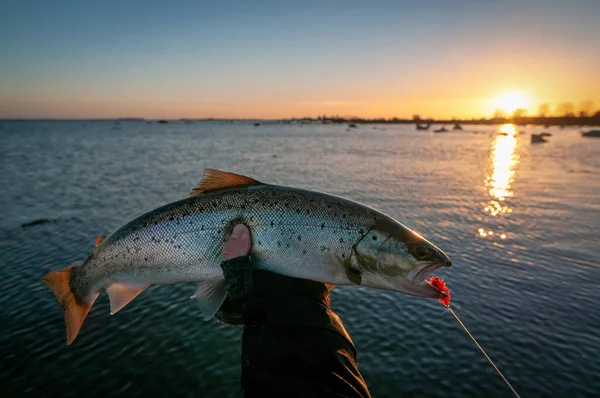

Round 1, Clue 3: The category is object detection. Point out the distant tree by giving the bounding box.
[493,108,506,119]
[412,114,421,121]
[579,100,594,118]
[512,108,527,119]
[537,103,549,117]
[556,102,575,117]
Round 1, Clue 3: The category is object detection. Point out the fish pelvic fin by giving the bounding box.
[187,169,262,197]
[190,278,228,320]
[42,265,98,345]
[106,283,150,315]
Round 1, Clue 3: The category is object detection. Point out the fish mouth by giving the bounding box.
[403,262,448,299]
[408,262,442,284]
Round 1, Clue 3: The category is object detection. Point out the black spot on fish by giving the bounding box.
[144,257,148,262]
[321,223,325,230]
[327,204,332,209]
[277,241,281,247]
[303,250,307,255]
[298,235,302,241]
[342,253,346,259]
[241,204,246,210]
[257,241,262,246]
[372,236,378,241]
[201,225,205,231]
[270,221,274,227]
[286,243,290,248]
[340,237,344,244]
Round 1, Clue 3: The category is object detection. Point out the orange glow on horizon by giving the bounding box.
[492,91,532,114]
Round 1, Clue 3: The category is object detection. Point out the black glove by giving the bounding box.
[217,255,371,398]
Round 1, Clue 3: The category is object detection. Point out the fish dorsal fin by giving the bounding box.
[95,235,106,247]
[187,169,261,197]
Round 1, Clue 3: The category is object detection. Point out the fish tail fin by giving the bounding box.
[42,265,97,345]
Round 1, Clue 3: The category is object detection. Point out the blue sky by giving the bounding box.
[1,0,599,118]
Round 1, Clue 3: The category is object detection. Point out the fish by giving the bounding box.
[43,169,452,345]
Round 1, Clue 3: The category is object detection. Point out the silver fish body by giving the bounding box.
[44,170,451,345]
[74,184,448,299]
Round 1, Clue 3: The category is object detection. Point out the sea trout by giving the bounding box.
[43,169,452,344]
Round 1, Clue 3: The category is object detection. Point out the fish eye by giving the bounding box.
[372,235,378,241]
[416,246,429,260]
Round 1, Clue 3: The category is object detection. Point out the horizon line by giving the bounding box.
[1,114,599,122]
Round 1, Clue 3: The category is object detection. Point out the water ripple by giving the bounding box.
[1,121,599,397]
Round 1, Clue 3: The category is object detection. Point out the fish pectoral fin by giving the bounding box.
[106,283,150,315]
[187,169,262,196]
[190,278,228,320]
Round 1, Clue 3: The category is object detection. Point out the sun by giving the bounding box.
[492,91,531,114]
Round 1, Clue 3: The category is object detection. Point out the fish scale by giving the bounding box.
[77,185,375,295]
[43,169,451,345]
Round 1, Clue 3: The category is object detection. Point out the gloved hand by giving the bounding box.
[216,224,371,398]
[216,224,340,334]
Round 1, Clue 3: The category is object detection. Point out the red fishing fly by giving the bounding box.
[428,276,451,307]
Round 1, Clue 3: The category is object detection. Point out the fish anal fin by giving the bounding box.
[190,278,228,320]
[42,265,98,345]
[95,235,106,247]
[106,283,150,315]
[187,169,261,197]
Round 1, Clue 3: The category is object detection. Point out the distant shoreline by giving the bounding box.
[2,114,600,127]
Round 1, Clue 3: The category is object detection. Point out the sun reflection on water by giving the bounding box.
[480,124,519,238]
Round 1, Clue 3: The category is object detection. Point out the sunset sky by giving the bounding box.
[1,0,599,119]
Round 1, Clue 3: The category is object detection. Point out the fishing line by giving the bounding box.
[429,277,521,398]
[445,305,521,398]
